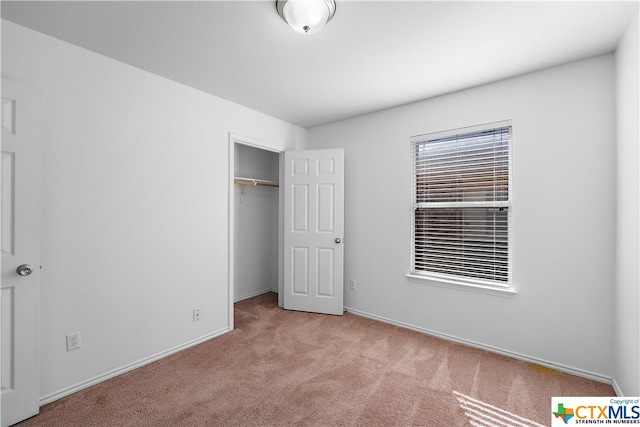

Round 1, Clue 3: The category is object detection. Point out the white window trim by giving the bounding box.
[405,273,517,297]
[407,120,515,295]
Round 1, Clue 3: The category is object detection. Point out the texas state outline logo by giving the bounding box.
[553,402,575,424]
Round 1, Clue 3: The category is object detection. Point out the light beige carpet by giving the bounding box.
[17,292,613,426]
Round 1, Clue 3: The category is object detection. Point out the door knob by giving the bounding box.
[335,238,341,244]
[16,264,33,276]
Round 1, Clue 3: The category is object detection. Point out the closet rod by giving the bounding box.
[234,178,279,188]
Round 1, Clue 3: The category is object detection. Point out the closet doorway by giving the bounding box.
[228,134,284,330]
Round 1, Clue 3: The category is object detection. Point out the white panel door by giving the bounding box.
[283,149,344,315]
[1,79,41,427]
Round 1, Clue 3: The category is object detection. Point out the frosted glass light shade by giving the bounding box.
[276,0,336,35]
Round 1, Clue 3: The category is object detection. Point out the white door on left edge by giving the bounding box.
[283,149,344,315]
[1,79,42,427]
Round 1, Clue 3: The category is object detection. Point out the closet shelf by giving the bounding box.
[234,176,279,188]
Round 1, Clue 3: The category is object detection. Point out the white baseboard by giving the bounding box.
[40,307,621,407]
[345,306,615,388]
[611,377,624,397]
[40,328,229,406]
[234,288,274,303]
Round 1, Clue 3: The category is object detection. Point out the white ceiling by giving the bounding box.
[2,1,638,128]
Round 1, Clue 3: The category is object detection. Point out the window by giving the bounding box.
[409,121,512,290]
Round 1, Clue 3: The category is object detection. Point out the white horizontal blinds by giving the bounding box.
[414,208,509,282]
[415,127,510,205]
[411,123,511,286]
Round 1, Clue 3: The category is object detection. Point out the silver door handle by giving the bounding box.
[17,264,33,276]
[335,238,341,244]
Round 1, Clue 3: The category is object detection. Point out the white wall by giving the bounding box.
[308,55,617,380]
[1,20,306,401]
[615,11,639,396]
[234,144,279,301]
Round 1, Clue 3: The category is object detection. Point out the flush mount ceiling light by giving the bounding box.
[276,0,336,35]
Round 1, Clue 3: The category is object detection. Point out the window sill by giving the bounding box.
[405,273,517,298]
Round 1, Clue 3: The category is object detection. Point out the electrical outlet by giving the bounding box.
[66,332,81,351]
[193,308,201,322]
[350,279,356,290]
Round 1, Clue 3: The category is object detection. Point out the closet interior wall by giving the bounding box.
[234,144,280,301]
